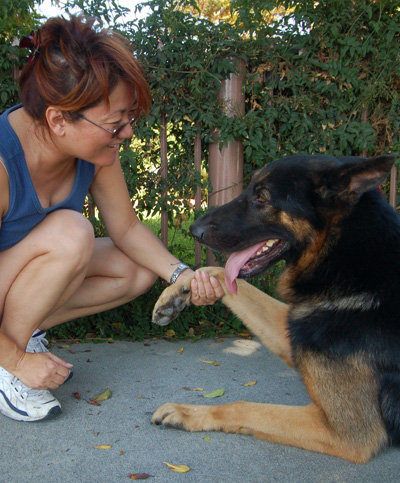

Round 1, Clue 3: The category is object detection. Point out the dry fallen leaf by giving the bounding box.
[203,388,225,398]
[73,392,81,400]
[165,329,176,338]
[91,444,112,450]
[163,462,191,473]
[182,387,204,392]
[243,380,257,386]
[201,360,220,366]
[87,399,101,406]
[127,474,153,480]
[177,347,184,353]
[91,387,112,403]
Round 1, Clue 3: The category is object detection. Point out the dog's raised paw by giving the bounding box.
[152,286,191,326]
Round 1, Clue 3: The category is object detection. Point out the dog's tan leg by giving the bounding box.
[152,400,383,463]
[153,267,292,366]
[222,276,292,366]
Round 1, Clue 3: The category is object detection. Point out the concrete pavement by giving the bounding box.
[2,337,400,482]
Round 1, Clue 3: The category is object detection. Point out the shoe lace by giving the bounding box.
[11,376,46,400]
[11,377,30,399]
[27,330,48,353]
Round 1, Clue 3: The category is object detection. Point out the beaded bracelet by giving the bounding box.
[170,263,190,284]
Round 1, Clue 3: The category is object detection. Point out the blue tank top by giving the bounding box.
[0,105,95,251]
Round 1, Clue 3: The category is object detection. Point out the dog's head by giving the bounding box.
[191,154,396,293]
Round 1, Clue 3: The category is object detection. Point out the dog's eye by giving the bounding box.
[255,193,269,205]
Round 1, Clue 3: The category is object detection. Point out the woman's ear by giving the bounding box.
[45,107,66,136]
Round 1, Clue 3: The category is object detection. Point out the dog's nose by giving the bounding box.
[189,220,204,241]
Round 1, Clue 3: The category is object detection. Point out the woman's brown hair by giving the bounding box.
[19,15,151,125]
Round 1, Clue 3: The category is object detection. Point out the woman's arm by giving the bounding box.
[91,159,193,282]
[90,159,224,302]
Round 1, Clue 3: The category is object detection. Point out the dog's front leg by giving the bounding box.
[222,276,292,366]
[152,400,380,464]
[153,267,292,367]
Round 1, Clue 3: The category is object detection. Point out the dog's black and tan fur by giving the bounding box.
[152,154,400,463]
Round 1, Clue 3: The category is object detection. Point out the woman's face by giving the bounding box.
[64,81,138,167]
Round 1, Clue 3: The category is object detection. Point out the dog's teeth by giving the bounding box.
[254,240,279,257]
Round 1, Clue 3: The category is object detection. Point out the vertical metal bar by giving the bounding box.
[389,164,398,209]
[194,129,202,267]
[361,108,368,157]
[11,38,19,86]
[160,112,168,248]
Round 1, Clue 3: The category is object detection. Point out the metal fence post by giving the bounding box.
[160,112,168,247]
[390,164,398,209]
[194,128,203,267]
[207,58,246,265]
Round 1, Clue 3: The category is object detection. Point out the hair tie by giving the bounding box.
[19,29,41,63]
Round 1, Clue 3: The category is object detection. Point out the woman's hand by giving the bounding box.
[14,352,73,390]
[187,270,225,306]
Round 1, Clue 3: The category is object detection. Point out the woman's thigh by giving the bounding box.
[38,236,158,328]
[0,210,94,320]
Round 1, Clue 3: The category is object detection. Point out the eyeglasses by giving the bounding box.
[78,113,139,138]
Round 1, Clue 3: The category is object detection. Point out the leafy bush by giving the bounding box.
[3,0,399,340]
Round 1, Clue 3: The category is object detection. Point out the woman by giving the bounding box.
[0,15,223,422]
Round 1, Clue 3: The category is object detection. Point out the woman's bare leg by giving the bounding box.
[0,210,95,351]
[0,209,157,374]
[40,236,158,329]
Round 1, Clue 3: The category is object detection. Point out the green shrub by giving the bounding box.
[3,0,399,340]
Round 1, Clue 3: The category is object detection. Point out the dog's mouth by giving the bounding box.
[225,239,289,294]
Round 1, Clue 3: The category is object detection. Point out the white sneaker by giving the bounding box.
[27,330,73,382]
[26,330,49,353]
[0,366,61,422]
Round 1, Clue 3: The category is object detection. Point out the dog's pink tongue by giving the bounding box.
[225,242,265,294]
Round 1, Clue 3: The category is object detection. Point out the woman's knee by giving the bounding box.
[120,258,158,300]
[132,267,158,298]
[43,210,95,267]
[89,239,158,303]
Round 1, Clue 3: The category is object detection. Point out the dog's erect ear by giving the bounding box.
[314,154,397,205]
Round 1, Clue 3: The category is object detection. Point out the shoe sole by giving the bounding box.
[32,405,62,422]
[65,371,73,383]
[0,391,62,422]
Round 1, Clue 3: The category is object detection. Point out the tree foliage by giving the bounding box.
[2,0,400,340]
[0,0,43,107]
[125,0,400,219]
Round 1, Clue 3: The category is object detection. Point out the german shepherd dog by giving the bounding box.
[152,154,400,463]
